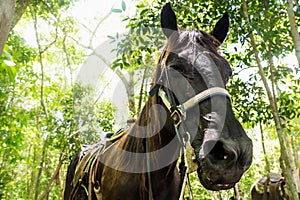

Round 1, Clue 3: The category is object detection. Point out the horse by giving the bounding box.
[64,3,253,200]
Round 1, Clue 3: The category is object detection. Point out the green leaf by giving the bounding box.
[107,35,115,40]
[140,9,148,17]
[122,1,126,11]
[3,60,16,67]
[5,65,17,81]
[3,49,13,60]
[111,8,122,13]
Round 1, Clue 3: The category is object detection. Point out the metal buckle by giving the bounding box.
[171,107,185,127]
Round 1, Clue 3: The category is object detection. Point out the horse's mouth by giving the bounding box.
[194,130,253,191]
[196,160,241,191]
[199,175,235,190]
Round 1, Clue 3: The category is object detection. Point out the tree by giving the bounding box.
[241,0,298,198]
[286,0,300,66]
[0,0,15,56]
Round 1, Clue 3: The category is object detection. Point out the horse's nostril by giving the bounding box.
[201,140,237,166]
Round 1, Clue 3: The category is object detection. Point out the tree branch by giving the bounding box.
[137,64,149,114]
[34,138,47,200]
[62,33,73,87]
[259,122,270,173]
[68,35,91,49]
[31,7,48,118]
[93,80,111,105]
[38,155,64,200]
[89,10,113,48]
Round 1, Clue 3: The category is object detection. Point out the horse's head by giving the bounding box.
[156,3,253,191]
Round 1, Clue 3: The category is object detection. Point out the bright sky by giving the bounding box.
[70,0,136,46]
[70,0,138,127]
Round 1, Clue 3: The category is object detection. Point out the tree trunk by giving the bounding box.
[128,69,135,115]
[259,122,270,173]
[11,0,31,30]
[34,140,47,200]
[242,0,299,199]
[38,157,63,200]
[286,0,300,67]
[90,52,137,116]
[137,65,148,115]
[115,68,136,115]
[0,0,16,56]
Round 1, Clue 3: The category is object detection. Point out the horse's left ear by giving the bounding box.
[210,12,230,44]
[161,3,178,38]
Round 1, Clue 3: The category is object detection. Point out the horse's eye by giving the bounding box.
[171,65,184,72]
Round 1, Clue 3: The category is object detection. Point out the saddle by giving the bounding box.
[253,173,286,200]
[70,128,127,199]
[105,128,127,143]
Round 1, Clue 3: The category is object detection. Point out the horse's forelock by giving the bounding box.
[154,29,231,86]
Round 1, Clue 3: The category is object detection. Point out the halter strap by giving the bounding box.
[158,86,231,126]
[181,87,231,111]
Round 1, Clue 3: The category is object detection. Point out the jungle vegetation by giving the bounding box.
[0,0,299,199]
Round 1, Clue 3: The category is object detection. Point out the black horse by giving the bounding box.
[64,3,253,199]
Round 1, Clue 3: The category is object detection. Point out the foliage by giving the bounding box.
[0,64,117,199]
[0,1,117,199]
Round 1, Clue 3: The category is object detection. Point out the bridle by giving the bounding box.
[158,86,231,127]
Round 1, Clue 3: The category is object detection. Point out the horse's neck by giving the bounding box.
[134,96,176,150]
[135,97,181,170]
[116,98,181,197]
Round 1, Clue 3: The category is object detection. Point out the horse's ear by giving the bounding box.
[161,3,178,38]
[210,12,229,44]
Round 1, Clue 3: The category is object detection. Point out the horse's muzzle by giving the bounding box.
[197,137,252,191]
